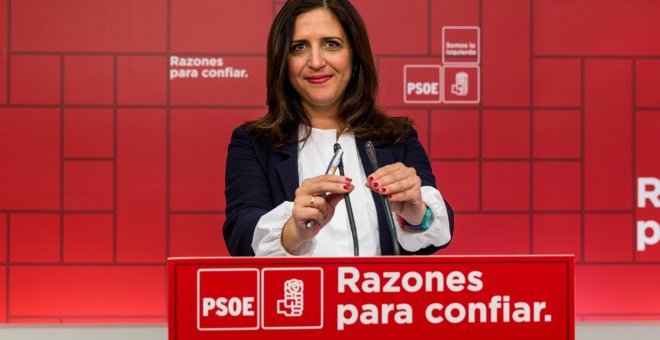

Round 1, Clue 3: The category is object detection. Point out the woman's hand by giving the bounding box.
[366,162,427,226]
[282,175,353,253]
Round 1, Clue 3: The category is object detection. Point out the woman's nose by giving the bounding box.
[307,46,326,69]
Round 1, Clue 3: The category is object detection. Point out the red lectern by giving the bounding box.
[168,255,574,339]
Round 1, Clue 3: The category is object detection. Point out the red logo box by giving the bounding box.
[442,26,480,64]
[403,65,442,104]
[197,268,259,331]
[444,65,480,104]
[261,267,323,330]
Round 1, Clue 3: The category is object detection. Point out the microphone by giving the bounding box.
[335,143,359,256]
[306,148,343,229]
[365,141,401,255]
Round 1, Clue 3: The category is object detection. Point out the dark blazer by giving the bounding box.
[223,123,454,256]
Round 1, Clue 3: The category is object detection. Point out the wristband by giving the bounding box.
[400,207,432,232]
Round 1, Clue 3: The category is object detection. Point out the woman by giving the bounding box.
[223,0,454,256]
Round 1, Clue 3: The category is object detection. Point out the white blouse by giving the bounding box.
[251,127,452,256]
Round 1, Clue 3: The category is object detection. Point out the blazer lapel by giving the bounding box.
[274,142,299,202]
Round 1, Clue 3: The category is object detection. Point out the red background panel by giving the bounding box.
[170,109,262,211]
[584,214,633,263]
[533,59,582,107]
[584,60,632,211]
[63,214,114,263]
[636,60,660,107]
[63,108,114,158]
[62,317,164,324]
[0,0,7,105]
[440,213,530,255]
[117,56,167,105]
[533,110,581,159]
[582,315,660,322]
[533,214,582,262]
[431,161,479,212]
[170,0,271,54]
[533,162,581,212]
[63,161,114,211]
[169,214,228,257]
[534,0,660,56]
[429,110,479,158]
[482,161,530,211]
[352,0,428,55]
[482,110,529,158]
[10,55,60,105]
[0,108,60,210]
[576,265,660,315]
[481,0,530,106]
[116,109,166,263]
[9,266,165,317]
[0,214,5,263]
[11,0,166,52]
[8,318,60,324]
[636,111,660,178]
[9,214,60,263]
[0,266,5,322]
[64,56,114,105]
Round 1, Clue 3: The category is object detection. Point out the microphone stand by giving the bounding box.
[334,143,359,256]
[365,141,401,255]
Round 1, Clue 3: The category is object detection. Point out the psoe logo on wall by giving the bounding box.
[197,267,323,331]
[443,65,480,104]
[403,65,442,104]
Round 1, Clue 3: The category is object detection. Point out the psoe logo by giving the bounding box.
[443,65,480,104]
[403,65,442,104]
[196,267,323,332]
[197,268,260,331]
[277,278,304,317]
[262,268,324,330]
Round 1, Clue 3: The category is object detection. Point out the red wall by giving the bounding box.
[1,0,660,323]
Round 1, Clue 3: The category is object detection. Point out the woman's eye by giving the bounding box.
[325,40,341,49]
[290,43,307,53]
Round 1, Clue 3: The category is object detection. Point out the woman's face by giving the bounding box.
[287,8,353,117]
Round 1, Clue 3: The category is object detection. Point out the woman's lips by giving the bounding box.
[305,75,332,84]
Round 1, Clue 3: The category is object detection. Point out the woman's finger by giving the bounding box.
[300,175,353,196]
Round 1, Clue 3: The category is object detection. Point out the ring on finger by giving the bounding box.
[310,196,316,207]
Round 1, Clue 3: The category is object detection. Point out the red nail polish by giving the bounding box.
[346,177,353,182]
[388,194,393,199]
[343,185,350,190]
[373,182,379,188]
[368,176,374,181]
[380,187,387,193]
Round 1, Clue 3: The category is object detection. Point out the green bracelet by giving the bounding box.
[401,207,432,232]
